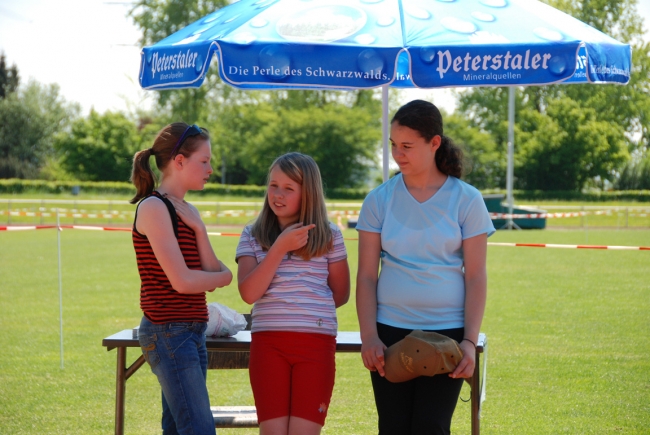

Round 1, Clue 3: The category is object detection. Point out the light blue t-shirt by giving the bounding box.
[356,174,495,330]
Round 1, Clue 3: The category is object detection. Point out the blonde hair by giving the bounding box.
[129,123,209,204]
[251,152,332,260]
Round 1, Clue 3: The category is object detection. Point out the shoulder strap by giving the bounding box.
[135,191,179,239]
[155,192,179,239]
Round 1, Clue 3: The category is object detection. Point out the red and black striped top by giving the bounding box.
[132,192,208,324]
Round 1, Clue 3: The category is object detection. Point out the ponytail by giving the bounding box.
[129,148,156,204]
[435,135,464,178]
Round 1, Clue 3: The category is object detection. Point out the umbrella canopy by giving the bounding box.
[140,0,630,90]
[138,0,631,210]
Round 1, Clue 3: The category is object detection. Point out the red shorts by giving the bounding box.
[249,331,336,426]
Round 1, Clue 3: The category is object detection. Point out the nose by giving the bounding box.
[207,164,213,174]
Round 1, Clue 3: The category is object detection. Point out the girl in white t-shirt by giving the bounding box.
[236,152,350,435]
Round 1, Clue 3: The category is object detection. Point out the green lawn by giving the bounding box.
[0,228,648,434]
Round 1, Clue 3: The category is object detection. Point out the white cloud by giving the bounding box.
[0,0,152,115]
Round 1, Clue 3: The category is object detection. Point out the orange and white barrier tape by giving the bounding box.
[1,209,132,219]
[3,225,649,251]
[328,210,361,216]
[488,242,650,251]
[24,207,647,221]
[0,225,57,231]
[490,210,650,219]
[59,225,130,232]
[206,232,246,237]
[201,210,259,218]
[490,212,587,219]
[336,215,347,232]
[0,225,130,232]
[5,205,648,221]
[544,212,587,218]
[200,210,360,218]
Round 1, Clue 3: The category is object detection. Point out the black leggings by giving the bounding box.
[371,323,465,435]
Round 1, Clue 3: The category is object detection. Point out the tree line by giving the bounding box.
[1,0,648,192]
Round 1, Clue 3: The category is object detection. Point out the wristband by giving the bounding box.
[462,337,477,348]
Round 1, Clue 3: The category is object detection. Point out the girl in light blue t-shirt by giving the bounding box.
[356,100,495,435]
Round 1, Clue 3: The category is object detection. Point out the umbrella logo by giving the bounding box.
[149,49,200,79]
[276,5,366,43]
[435,48,554,80]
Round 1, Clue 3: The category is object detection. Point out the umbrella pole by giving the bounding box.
[504,87,520,230]
[382,85,390,183]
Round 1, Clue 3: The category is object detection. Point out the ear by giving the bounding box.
[430,135,442,152]
[171,153,185,169]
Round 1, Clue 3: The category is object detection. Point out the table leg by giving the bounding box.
[115,347,126,435]
[114,347,146,435]
[471,348,481,435]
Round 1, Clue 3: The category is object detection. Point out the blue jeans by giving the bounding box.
[138,317,215,435]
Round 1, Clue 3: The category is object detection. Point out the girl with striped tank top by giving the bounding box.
[130,123,232,435]
[236,152,350,435]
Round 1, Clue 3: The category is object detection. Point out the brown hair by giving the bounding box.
[391,99,464,178]
[251,152,332,261]
[129,123,210,204]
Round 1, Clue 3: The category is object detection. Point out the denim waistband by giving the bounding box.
[140,316,207,334]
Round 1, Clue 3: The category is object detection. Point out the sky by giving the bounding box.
[1,0,649,117]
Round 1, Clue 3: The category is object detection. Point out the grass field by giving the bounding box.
[1,226,649,434]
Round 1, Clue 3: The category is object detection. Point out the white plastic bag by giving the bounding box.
[205,302,247,337]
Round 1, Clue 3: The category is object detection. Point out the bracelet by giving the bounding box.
[462,338,477,348]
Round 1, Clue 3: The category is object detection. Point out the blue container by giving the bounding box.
[482,194,546,230]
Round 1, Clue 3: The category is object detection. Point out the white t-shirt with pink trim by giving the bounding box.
[235,222,347,336]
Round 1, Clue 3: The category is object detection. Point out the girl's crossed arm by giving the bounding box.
[137,198,232,294]
[166,195,230,274]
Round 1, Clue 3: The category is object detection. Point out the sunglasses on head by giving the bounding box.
[170,124,203,158]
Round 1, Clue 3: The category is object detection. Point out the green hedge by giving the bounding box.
[325,187,371,200]
[0,179,267,198]
[0,179,132,195]
[0,179,368,200]
[2,179,649,202]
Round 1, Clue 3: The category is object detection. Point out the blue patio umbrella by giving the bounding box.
[139,0,631,216]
